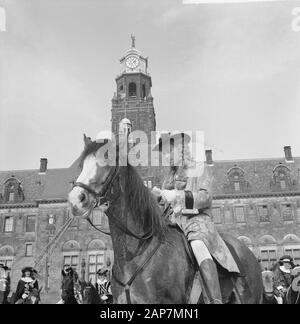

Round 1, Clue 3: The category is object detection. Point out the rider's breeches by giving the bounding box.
[190,240,212,265]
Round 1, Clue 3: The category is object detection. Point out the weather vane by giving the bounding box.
[131,34,136,48]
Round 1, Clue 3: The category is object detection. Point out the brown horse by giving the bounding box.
[68,135,263,304]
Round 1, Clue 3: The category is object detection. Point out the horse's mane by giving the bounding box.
[123,164,168,240]
[78,140,168,240]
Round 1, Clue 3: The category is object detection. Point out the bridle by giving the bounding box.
[72,165,155,240]
[72,162,163,304]
[73,165,119,236]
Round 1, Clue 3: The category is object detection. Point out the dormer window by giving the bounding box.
[2,178,24,204]
[271,164,294,192]
[224,166,249,194]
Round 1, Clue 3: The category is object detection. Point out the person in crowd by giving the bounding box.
[14,266,39,304]
[273,255,294,303]
[95,268,112,304]
[0,264,10,304]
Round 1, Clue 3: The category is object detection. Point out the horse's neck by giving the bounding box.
[106,168,153,274]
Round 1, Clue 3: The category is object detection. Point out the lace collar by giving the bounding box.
[279,266,291,274]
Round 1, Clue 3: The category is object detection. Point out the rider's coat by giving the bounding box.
[161,164,240,273]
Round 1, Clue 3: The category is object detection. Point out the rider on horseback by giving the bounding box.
[15,267,39,304]
[152,132,240,304]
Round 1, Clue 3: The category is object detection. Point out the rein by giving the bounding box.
[72,163,163,304]
[112,238,161,304]
[73,166,155,241]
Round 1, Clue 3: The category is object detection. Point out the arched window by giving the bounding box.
[224,166,249,193]
[142,84,146,98]
[87,239,106,283]
[282,234,300,264]
[2,177,24,203]
[259,236,277,270]
[128,82,137,97]
[271,164,293,191]
[62,240,80,272]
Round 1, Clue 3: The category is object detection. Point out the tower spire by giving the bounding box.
[131,34,136,48]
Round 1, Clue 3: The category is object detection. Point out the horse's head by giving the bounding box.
[68,134,121,217]
[61,269,75,300]
[79,280,99,304]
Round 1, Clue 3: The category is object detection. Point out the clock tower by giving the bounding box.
[111,36,156,140]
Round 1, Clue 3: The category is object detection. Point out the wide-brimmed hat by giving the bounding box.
[97,268,109,276]
[280,255,294,264]
[152,132,191,152]
[21,266,33,274]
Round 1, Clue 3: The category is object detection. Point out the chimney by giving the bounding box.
[205,150,213,166]
[284,146,293,163]
[39,158,48,173]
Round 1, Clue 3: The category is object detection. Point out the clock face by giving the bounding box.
[126,56,139,69]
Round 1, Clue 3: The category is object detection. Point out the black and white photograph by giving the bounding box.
[0,0,300,309]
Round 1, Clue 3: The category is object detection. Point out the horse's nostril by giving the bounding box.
[79,192,86,203]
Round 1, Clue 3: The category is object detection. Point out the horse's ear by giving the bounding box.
[83,134,92,147]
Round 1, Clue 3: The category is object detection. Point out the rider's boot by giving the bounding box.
[191,240,223,304]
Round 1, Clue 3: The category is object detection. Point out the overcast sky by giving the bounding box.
[0,0,300,170]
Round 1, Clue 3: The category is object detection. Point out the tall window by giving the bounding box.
[3,217,13,232]
[259,205,270,223]
[284,247,300,265]
[26,215,36,232]
[234,182,240,192]
[25,243,33,257]
[142,84,146,98]
[235,206,245,223]
[63,255,79,272]
[88,252,105,284]
[224,209,233,224]
[260,248,277,270]
[128,82,137,97]
[212,207,222,224]
[9,192,14,202]
[282,203,293,222]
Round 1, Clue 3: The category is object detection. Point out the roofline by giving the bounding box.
[213,157,299,163]
[213,191,300,200]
